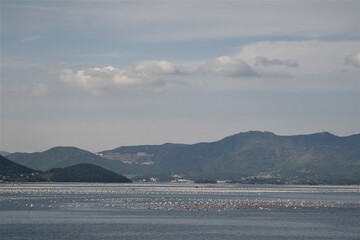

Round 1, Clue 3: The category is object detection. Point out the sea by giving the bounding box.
[0,183,359,240]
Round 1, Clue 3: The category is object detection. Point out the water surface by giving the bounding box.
[1,183,359,240]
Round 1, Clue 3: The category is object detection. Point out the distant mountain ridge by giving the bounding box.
[99,131,360,184]
[0,155,38,176]
[0,151,11,157]
[8,146,130,174]
[7,131,360,184]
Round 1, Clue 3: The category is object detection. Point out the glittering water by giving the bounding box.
[0,183,359,240]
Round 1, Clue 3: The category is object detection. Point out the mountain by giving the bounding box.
[0,151,11,157]
[0,155,43,182]
[0,155,38,176]
[6,132,360,184]
[0,155,131,183]
[99,131,360,184]
[7,146,130,175]
[44,164,132,183]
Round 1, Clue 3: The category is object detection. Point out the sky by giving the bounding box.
[1,0,360,153]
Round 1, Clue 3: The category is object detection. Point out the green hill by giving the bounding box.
[7,131,360,184]
[0,155,38,176]
[1,155,131,183]
[100,131,360,184]
[7,146,130,174]
[0,155,42,182]
[44,163,132,183]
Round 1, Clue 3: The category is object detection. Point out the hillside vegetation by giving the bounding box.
[100,131,360,184]
[7,146,130,174]
[0,155,42,181]
[1,155,131,183]
[44,163,132,183]
[6,131,360,184]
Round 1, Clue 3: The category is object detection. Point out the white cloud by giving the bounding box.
[199,56,294,78]
[59,61,187,94]
[60,66,123,95]
[200,56,256,78]
[112,74,139,87]
[59,56,295,94]
[345,53,360,68]
[58,40,360,95]
[133,61,178,75]
[255,56,298,68]
[198,56,293,78]
[237,40,360,74]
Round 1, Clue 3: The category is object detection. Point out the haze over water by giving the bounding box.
[1,183,359,240]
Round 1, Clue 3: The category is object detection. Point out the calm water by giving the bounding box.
[0,183,359,240]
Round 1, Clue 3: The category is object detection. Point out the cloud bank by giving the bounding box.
[255,56,298,68]
[57,40,360,95]
[59,55,294,94]
[60,61,186,95]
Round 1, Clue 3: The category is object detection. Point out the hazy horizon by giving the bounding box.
[1,1,360,153]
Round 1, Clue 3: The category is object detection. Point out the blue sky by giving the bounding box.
[1,1,360,152]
